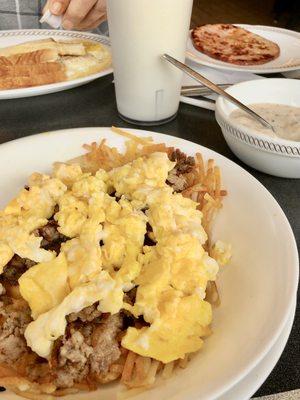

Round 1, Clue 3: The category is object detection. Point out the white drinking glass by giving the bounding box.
[107,0,193,125]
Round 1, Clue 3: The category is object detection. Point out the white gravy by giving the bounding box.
[229,103,300,142]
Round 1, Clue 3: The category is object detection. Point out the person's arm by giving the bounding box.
[44,0,106,30]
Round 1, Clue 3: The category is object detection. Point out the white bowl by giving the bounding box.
[215,79,300,178]
[1,128,298,400]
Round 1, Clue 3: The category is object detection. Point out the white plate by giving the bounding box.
[186,24,300,74]
[0,29,112,99]
[217,297,296,400]
[0,128,298,400]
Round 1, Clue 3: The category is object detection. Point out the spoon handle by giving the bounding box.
[162,53,274,132]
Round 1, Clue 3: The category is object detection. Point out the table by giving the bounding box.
[0,74,299,399]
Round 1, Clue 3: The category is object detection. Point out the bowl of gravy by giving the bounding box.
[215,78,300,178]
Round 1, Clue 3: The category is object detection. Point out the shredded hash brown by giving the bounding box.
[0,127,227,398]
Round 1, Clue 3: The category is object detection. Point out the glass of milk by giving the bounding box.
[107,0,193,125]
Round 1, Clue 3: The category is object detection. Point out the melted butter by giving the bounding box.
[230,103,300,142]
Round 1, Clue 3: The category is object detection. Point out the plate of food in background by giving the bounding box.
[186,24,300,74]
[0,30,112,99]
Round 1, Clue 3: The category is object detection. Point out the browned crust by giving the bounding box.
[0,62,64,78]
[191,23,280,66]
[0,49,59,66]
[0,62,66,89]
[0,38,85,58]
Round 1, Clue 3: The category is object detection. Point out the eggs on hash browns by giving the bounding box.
[0,129,231,398]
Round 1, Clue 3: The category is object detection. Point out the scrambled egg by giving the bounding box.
[110,152,173,192]
[0,152,228,363]
[25,270,124,358]
[19,252,70,319]
[211,240,232,267]
[122,293,212,363]
[121,232,219,362]
[0,173,67,272]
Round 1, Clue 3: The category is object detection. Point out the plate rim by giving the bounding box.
[186,23,300,74]
[0,29,112,97]
[0,127,298,400]
[216,296,297,400]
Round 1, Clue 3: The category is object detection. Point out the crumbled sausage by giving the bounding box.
[1,213,68,285]
[68,303,102,323]
[50,311,123,388]
[167,149,195,192]
[0,303,31,363]
[169,149,195,174]
[90,314,122,376]
[1,255,36,286]
[38,218,68,253]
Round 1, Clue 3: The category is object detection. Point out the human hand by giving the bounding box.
[44,0,107,30]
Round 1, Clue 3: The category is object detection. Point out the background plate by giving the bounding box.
[0,29,112,99]
[186,24,300,74]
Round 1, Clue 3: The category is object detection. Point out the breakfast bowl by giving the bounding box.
[0,128,298,400]
[215,78,300,178]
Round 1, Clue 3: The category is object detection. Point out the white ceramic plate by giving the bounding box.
[0,30,112,99]
[0,128,298,400]
[217,297,296,400]
[186,24,300,74]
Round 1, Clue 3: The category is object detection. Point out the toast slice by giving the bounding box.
[62,54,110,80]
[0,38,112,89]
[0,38,85,57]
[0,62,66,89]
[0,49,59,66]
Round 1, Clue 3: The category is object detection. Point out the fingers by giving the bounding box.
[74,2,107,30]
[44,0,107,31]
[77,15,106,31]
[62,0,98,30]
[47,0,70,15]
[43,0,50,13]
[93,0,106,15]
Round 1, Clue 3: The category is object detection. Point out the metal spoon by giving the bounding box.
[162,53,276,133]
